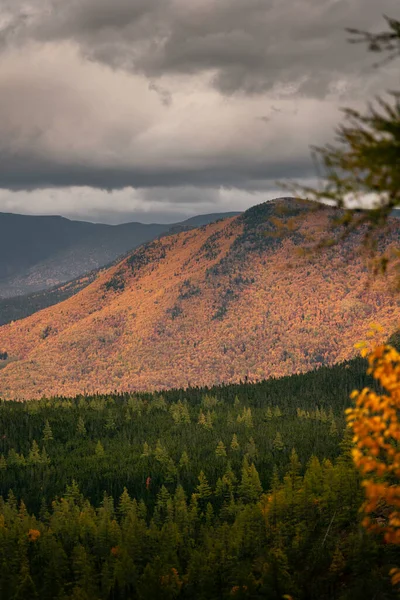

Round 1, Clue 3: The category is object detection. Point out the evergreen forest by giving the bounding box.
[0,355,398,599]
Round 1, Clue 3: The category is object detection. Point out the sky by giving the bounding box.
[0,0,397,224]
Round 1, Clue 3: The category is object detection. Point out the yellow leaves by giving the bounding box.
[28,529,40,542]
[390,568,400,586]
[348,342,400,586]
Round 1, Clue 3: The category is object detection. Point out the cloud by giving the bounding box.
[0,185,293,224]
[0,0,397,219]
[0,40,346,192]
[3,0,397,94]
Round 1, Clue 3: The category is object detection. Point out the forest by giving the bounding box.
[1,202,400,402]
[0,354,399,599]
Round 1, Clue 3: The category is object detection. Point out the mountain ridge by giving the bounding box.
[0,210,240,298]
[0,197,398,400]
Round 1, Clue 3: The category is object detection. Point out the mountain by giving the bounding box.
[0,211,240,298]
[0,197,399,400]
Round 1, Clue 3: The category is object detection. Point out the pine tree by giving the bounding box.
[230,433,240,451]
[119,487,134,517]
[154,440,169,464]
[41,446,51,466]
[77,416,86,436]
[179,450,190,469]
[198,409,207,426]
[273,431,284,451]
[245,437,257,460]
[215,440,227,458]
[105,414,116,430]
[205,502,214,526]
[274,406,282,418]
[266,406,273,420]
[238,456,262,502]
[205,410,213,430]
[181,401,191,424]
[28,440,41,465]
[196,471,212,500]
[330,545,346,574]
[95,441,105,458]
[43,420,53,442]
[0,454,6,470]
[141,441,151,458]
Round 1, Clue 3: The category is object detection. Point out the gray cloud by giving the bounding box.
[0,0,397,215]
[3,0,397,95]
[0,185,288,224]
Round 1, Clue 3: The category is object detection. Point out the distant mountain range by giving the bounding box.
[0,211,240,298]
[1,197,398,401]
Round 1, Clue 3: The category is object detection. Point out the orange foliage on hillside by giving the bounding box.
[0,199,399,400]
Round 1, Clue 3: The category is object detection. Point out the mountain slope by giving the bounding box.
[0,198,399,400]
[0,211,240,298]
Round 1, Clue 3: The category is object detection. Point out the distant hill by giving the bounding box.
[0,197,399,400]
[0,211,240,298]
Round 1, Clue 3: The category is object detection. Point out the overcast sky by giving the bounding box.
[0,0,397,223]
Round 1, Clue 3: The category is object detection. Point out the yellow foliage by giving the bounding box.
[27,528,41,542]
[347,342,400,584]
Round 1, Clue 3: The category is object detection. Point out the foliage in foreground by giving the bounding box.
[284,15,400,282]
[347,341,400,585]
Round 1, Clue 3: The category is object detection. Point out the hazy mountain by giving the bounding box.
[0,198,398,401]
[0,211,240,298]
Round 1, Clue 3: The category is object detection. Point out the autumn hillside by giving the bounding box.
[0,198,399,400]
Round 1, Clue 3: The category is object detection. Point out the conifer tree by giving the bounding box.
[197,409,206,427]
[179,450,190,470]
[41,447,51,466]
[141,441,151,458]
[330,418,338,435]
[205,502,214,526]
[196,471,212,501]
[215,440,227,458]
[43,420,53,442]
[28,440,41,465]
[238,456,263,502]
[118,487,133,517]
[77,416,86,436]
[105,414,116,430]
[273,432,284,451]
[205,410,213,430]
[245,437,257,460]
[0,454,6,470]
[95,440,105,458]
[230,433,240,451]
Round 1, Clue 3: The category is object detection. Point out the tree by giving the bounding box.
[141,441,151,458]
[273,432,284,451]
[196,471,212,501]
[95,440,105,458]
[77,416,86,436]
[238,456,262,503]
[346,343,400,583]
[28,440,41,465]
[215,440,227,458]
[43,420,53,442]
[245,437,257,460]
[230,433,240,451]
[284,16,400,274]
[179,450,190,469]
